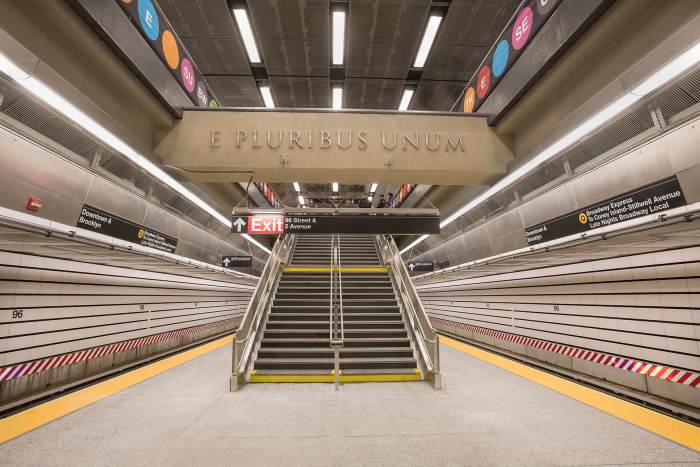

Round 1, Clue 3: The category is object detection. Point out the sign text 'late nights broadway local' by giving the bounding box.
[524,176,687,246]
[232,214,440,235]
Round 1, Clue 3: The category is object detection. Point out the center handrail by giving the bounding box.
[337,236,344,342]
[376,234,441,388]
[230,234,294,391]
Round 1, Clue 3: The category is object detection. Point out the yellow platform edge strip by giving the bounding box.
[282,266,389,272]
[440,335,700,452]
[0,335,232,445]
[250,369,420,383]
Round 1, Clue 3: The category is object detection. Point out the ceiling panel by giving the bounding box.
[345,78,404,110]
[206,75,261,107]
[346,0,430,78]
[411,81,464,111]
[270,76,330,108]
[422,0,519,82]
[181,37,251,75]
[249,0,330,76]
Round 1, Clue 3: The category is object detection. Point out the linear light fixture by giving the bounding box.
[233,8,261,63]
[259,85,275,108]
[369,183,378,193]
[398,88,414,111]
[368,196,373,202]
[332,182,339,193]
[413,15,442,68]
[332,86,343,109]
[297,194,305,206]
[400,40,700,255]
[332,10,346,65]
[293,182,301,193]
[0,52,271,255]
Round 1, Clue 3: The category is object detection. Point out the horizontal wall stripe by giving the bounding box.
[0,318,240,383]
[433,318,700,388]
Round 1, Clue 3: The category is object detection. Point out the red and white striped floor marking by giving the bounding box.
[432,318,700,388]
[0,318,240,383]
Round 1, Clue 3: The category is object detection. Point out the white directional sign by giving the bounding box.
[232,217,247,233]
[407,260,434,272]
[222,255,253,268]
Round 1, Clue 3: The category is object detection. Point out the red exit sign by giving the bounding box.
[246,215,285,234]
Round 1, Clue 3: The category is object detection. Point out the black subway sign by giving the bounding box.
[222,256,253,268]
[233,214,440,235]
[76,205,178,254]
[407,260,434,272]
[524,176,686,245]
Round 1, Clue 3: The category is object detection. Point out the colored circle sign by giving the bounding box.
[196,81,208,106]
[537,0,557,16]
[138,0,160,41]
[162,30,179,70]
[180,58,196,93]
[476,66,491,99]
[492,40,509,77]
[463,87,476,113]
[209,99,219,108]
[578,212,588,224]
[512,6,533,50]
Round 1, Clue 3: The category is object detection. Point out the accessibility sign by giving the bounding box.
[407,260,434,272]
[222,256,253,268]
[232,214,439,235]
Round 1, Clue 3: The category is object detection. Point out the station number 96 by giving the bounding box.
[11,309,23,319]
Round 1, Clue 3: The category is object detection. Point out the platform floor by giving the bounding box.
[1,343,698,466]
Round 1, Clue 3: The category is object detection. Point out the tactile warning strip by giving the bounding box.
[0,318,240,383]
[432,318,700,388]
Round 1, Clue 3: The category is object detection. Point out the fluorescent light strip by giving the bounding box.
[293,182,301,193]
[332,10,346,65]
[413,15,442,68]
[368,196,373,202]
[332,182,339,193]
[398,89,414,111]
[369,183,378,193]
[233,9,261,63]
[400,41,700,255]
[259,85,275,108]
[0,52,271,255]
[332,87,343,109]
[297,194,305,206]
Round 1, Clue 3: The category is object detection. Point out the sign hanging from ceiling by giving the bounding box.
[76,205,178,253]
[222,256,253,268]
[232,214,440,235]
[462,0,563,113]
[115,0,219,108]
[407,260,434,272]
[524,176,687,246]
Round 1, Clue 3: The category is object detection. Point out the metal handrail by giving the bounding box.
[337,236,344,342]
[329,235,335,341]
[376,235,441,388]
[230,234,294,391]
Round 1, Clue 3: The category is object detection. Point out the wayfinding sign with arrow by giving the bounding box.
[222,256,253,268]
[407,260,434,272]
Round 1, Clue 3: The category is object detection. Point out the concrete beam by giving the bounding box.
[154,110,514,185]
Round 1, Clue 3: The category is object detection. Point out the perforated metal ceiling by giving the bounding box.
[157,0,519,110]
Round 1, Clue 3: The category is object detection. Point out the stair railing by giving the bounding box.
[330,234,344,390]
[230,234,294,391]
[376,235,441,389]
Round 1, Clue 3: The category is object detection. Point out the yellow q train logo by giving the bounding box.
[138,229,145,239]
[578,213,588,224]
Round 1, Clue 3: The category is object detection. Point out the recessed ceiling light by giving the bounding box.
[259,85,275,108]
[293,182,301,192]
[398,88,414,111]
[332,10,346,65]
[332,182,339,193]
[297,194,305,206]
[233,8,261,63]
[332,87,343,109]
[369,183,378,193]
[414,15,442,68]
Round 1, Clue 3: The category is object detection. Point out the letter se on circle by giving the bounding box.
[248,215,285,234]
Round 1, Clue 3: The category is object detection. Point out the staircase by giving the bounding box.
[250,235,420,382]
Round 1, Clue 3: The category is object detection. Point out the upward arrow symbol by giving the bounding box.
[223,257,230,267]
[408,263,415,271]
[233,217,246,233]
